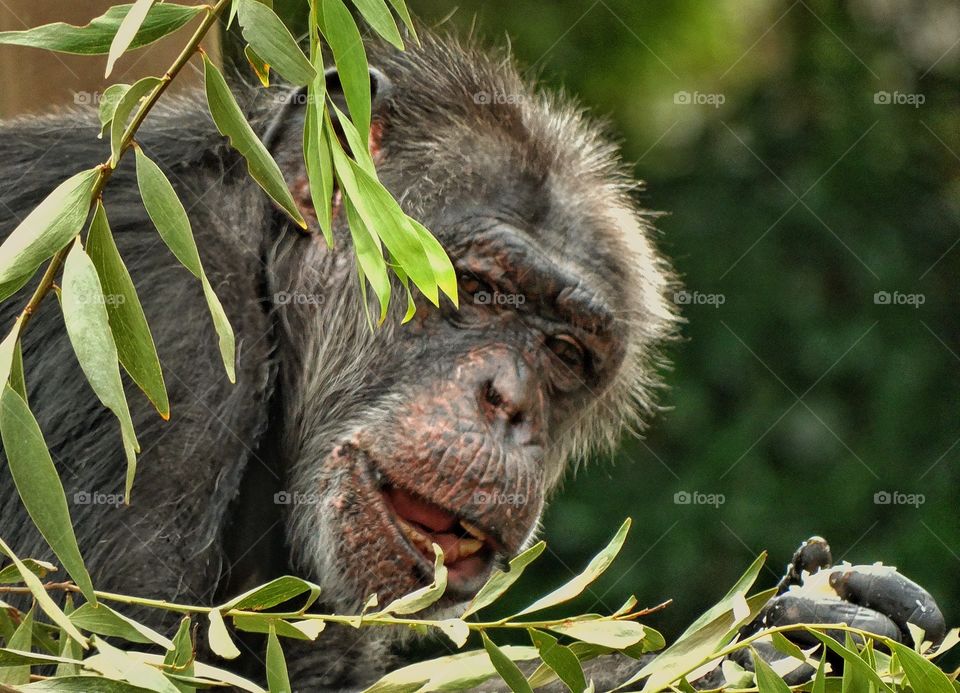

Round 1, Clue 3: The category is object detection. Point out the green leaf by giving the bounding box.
[244,45,271,87]
[266,624,291,693]
[435,619,470,648]
[385,0,417,42]
[69,603,174,649]
[0,539,87,648]
[768,630,807,663]
[377,545,447,616]
[98,83,131,135]
[202,54,306,228]
[87,202,168,419]
[220,575,322,612]
[463,541,545,616]
[811,653,827,693]
[482,632,533,693]
[0,328,21,399]
[320,0,371,137]
[0,272,35,303]
[548,619,646,649]
[89,636,180,693]
[0,168,99,284]
[236,0,315,86]
[111,76,161,166]
[808,631,893,693]
[518,519,631,617]
[676,551,766,640]
[106,0,155,77]
[528,629,587,693]
[163,616,195,693]
[350,0,404,48]
[362,646,540,693]
[232,615,316,641]
[0,558,57,585]
[0,607,33,684]
[9,340,26,403]
[0,4,203,55]
[135,148,235,382]
[22,678,157,692]
[62,240,140,500]
[304,36,334,244]
[56,597,83,677]
[0,386,97,603]
[140,652,266,692]
[891,641,954,693]
[752,648,791,693]
[207,610,241,660]
[342,195,391,324]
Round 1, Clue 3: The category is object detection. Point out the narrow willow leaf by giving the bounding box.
[236,0,315,86]
[320,0,371,136]
[891,641,954,693]
[90,636,180,693]
[528,629,587,693]
[69,603,174,649]
[769,630,807,663]
[87,202,168,418]
[202,54,306,228]
[139,653,267,693]
[106,0,155,77]
[482,633,533,693]
[518,519,631,617]
[548,619,646,649]
[343,197,391,324]
[0,539,87,647]
[110,76,161,165]
[410,219,457,306]
[751,649,791,693]
[462,541,545,617]
[266,624,291,693]
[392,265,417,324]
[220,575,322,612]
[233,616,313,641]
[62,241,140,500]
[10,339,26,403]
[21,678,157,691]
[98,83,131,136]
[350,0,403,48]
[385,0,418,42]
[377,546,447,615]
[0,272,35,302]
[244,46,271,87]
[55,597,83,678]
[164,617,195,693]
[0,328,20,398]
[207,610,241,660]
[304,35,334,244]
[135,149,235,382]
[811,654,827,693]
[0,168,98,284]
[435,619,470,648]
[0,607,33,684]
[807,631,893,692]
[362,647,540,693]
[289,619,326,640]
[0,4,203,55]
[0,386,97,604]
[0,558,57,585]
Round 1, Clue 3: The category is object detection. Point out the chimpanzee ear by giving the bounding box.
[323,66,394,124]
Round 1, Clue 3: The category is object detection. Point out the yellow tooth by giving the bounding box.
[458,538,484,558]
[460,520,487,541]
[398,518,430,549]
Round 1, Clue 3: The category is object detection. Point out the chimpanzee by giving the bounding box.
[0,29,944,690]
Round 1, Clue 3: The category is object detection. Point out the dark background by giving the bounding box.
[2,0,957,649]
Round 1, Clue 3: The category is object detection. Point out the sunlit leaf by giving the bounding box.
[106,0,155,77]
[385,0,418,42]
[110,77,161,166]
[482,632,533,693]
[0,168,98,284]
[55,597,83,678]
[207,610,241,660]
[528,629,587,693]
[202,54,306,228]
[89,636,179,693]
[0,607,33,684]
[752,648,791,692]
[891,641,954,693]
[320,0,371,137]
[87,202,168,418]
[807,631,893,692]
[0,557,57,585]
[342,195,391,324]
[435,619,470,648]
[22,677,156,691]
[69,603,174,650]
[244,45,271,87]
[62,240,140,499]
[0,4,203,55]
[377,545,447,615]
[362,646,540,693]
[220,575,322,612]
[304,47,334,244]
[266,623,291,693]
[350,0,403,48]
[140,653,266,693]
[0,385,97,603]
[163,616,195,693]
[236,0,315,86]
[518,519,631,616]
[549,619,646,649]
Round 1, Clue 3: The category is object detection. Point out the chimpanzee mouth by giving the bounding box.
[377,483,500,597]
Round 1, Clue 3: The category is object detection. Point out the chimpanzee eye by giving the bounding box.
[457,272,495,305]
[546,334,586,371]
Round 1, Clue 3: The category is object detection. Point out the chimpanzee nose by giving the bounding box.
[479,362,540,446]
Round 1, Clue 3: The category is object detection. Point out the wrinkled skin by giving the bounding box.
[0,30,946,691]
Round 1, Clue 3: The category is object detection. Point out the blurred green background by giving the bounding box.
[396,0,960,644]
[2,0,957,652]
